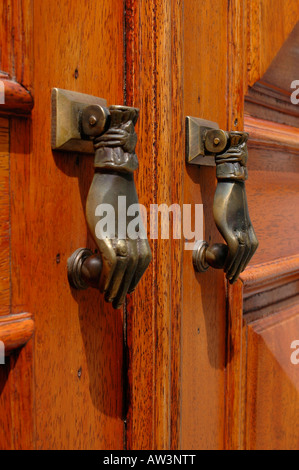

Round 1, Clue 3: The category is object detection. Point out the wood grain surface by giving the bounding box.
[181,0,229,450]
[247,0,299,88]
[0,341,35,449]
[245,307,299,450]
[0,313,34,353]
[226,254,299,449]
[0,118,10,316]
[29,0,125,450]
[0,0,33,89]
[0,78,33,116]
[224,7,299,446]
[125,0,176,450]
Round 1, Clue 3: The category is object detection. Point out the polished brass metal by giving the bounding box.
[193,241,228,272]
[192,241,210,272]
[187,117,258,283]
[204,129,228,154]
[67,248,95,290]
[186,116,218,166]
[57,89,152,308]
[83,104,152,308]
[68,248,103,290]
[80,104,110,138]
[51,88,107,153]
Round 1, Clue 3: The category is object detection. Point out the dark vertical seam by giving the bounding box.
[123,0,128,452]
[179,0,185,450]
[154,0,159,448]
[168,0,173,451]
[8,119,12,328]
[152,0,158,448]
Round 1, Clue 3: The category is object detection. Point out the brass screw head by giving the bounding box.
[89,115,98,127]
[205,129,228,153]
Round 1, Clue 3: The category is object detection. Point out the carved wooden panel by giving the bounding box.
[225,20,299,448]
[246,23,299,127]
[226,257,299,449]
[246,307,299,449]
[0,86,34,451]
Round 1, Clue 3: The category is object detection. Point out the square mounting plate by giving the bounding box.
[51,88,107,153]
[186,116,219,166]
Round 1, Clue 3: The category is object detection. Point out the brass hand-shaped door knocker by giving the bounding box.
[186,117,258,283]
[52,89,152,308]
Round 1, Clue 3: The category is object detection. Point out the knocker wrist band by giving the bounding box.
[93,106,139,173]
[215,131,248,181]
[216,161,248,181]
[94,147,139,173]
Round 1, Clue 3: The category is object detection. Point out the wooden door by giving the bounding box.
[0,0,299,450]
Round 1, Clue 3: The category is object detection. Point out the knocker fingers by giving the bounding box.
[226,243,246,283]
[112,242,139,309]
[225,230,249,283]
[229,226,258,283]
[230,238,251,284]
[104,240,130,304]
[105,239,151,308]
[94,129,129,149]
[224,236,240,279]
[98,239,118,293]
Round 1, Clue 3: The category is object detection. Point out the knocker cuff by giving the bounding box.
[215,135,248,181]
[93,105,139,173]
[94,147,139,173]
[216,161,248,181]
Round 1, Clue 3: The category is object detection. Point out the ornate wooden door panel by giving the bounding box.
[0,0,125,450]
[226,21,299,450]
[177,1,299,450]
